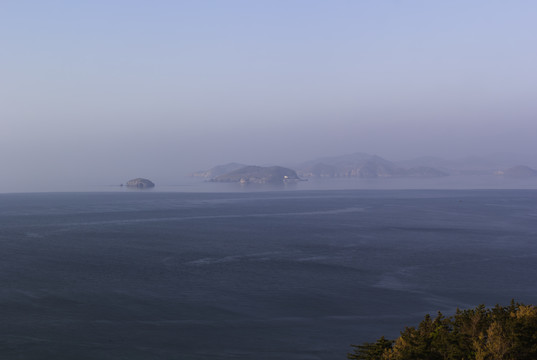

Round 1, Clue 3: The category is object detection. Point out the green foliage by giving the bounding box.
[348,336,394,360]
[348,301,537,360]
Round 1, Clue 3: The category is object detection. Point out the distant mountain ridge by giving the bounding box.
[190,163,246,178]
[294,152,448,179]
[396,153,537,175]
[191,152,536,182]
[497,165,537,178]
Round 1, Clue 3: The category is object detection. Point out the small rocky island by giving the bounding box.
[124,178,155,188]
[211,166,301,184]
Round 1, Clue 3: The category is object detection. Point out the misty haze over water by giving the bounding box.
[3,174,536,194]
[2,1,537,191]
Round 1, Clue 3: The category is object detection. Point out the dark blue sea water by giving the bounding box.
[1,190,537,359]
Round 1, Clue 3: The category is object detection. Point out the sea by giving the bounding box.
[1,185,537,359]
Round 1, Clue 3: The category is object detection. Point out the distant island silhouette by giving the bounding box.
[193,152,537,183]
[210,166,301,184]
[124,178,155,188]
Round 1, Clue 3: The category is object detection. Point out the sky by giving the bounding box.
[1,1,536,190]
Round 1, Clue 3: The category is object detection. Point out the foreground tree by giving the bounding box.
[348,301,537,360]
[347,336,393,360]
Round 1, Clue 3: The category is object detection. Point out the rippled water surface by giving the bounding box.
[1,190,536,359]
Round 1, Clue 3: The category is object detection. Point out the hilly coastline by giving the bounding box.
[294,152,448,179]
[190,152,537,186]
[497,165,537,178]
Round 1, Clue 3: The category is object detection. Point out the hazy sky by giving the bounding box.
[1,1,536,189]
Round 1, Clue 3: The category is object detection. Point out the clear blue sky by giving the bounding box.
[1,1,536,188]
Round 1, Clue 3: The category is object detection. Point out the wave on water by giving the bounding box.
[30,207,366,229]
